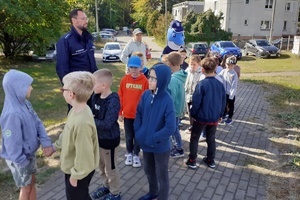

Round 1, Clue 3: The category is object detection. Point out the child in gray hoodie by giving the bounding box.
[0,69,53,200]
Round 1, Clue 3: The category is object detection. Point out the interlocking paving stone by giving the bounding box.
[37,82,274,200]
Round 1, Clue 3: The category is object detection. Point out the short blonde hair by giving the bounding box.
[63,71,95,103]
[167,52,182,67]
[190,54,201,63]
[93,69,113,86]
[161,54,169,64]
[132,52,143,58]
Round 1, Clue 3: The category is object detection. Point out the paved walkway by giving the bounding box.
[37,81,277,200]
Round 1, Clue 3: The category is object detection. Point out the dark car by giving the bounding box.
[185,42,209,58]
[244,39,280,58]
[210,41,242,60]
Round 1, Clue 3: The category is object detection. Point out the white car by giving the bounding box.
[102,42,122,62]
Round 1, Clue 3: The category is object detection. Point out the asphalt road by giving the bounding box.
[94,31,164,62]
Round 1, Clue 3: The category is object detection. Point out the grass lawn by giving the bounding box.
[238,52,300,73]
[0,51,299,199]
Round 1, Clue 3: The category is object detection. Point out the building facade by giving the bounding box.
[172,1,205,22]
[204,0,299,39]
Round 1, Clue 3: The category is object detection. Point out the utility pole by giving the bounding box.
[165,0,167,43]
[95,0,99,32]
[269,0,277,43]
[110,0,112,28]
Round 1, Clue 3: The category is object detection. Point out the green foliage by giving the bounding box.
[0,0,71,57]
[146,10,160,36]
[151,13,173,45]
[183,9,232,44]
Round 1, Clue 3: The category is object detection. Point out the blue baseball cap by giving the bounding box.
[128,56,142,68]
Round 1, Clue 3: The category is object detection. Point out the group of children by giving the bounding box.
[0,48,239,200]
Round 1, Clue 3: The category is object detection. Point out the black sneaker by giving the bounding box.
[186,158,197,169]
[170,149,184,158]
[203,157,216,169]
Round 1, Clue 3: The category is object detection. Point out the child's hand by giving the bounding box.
[118,115,124,122]
[70,177,77,187]
[42,146,54,157]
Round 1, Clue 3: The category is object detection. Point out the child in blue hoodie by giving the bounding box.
[134,63,176,200]
[0,69,53,200]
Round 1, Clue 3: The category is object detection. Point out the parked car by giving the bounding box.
[244,39,280,58]
[185,42,209,58]
[45,44,57,61]
[271,38,294,49]
[102,28,118,35]
[96,33,117,43]
[210,41,242,60]
[102,42,122,62]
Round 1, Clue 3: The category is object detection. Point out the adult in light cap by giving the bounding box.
[121,28,147,73]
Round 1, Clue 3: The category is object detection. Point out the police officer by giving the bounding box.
[56,8,98,82]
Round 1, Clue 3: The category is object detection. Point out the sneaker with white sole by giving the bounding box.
[125,153,133,165]
[132,155,141,167]
[199,135,206,142]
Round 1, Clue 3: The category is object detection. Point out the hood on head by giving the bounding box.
[2,69,33,104]
[151,64,172,95]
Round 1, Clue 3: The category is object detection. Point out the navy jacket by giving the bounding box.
[91,92,120,149]
[134,64,176,153]
[56,26,98,81]
[191,77,226,123]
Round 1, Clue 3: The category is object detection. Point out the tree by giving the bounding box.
[0,0,70,58]
[183,9,232,45]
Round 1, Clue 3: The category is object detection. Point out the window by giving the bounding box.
[244,19,248,26]
[245,0,249,4]
[260,21,271,29]
[285,3,291,11]
[265,0,273,9]
[283,21,287,30]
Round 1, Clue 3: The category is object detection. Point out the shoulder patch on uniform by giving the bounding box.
[4,130,12,138]
[64,32,71,39]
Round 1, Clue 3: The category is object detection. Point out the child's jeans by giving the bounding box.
[224,94,235,118]
[189,121,217,161]
[143,151,170,200]
[171,117,182,150]
[124,118,140,155]
[65,170,94,200]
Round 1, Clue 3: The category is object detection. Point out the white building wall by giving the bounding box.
[204,0,299,38]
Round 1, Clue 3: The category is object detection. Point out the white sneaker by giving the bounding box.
[132,155,141,168]
[125,153,133,165]
[199,135,206,142]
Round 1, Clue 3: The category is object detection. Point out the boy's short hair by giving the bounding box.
[161,54,169,64]
[167,52,182,67]
[201,58,216,74]
[190,54,201,63]
[93,69,113,86]
[212,56,219,65]
[226,56,237,65]
[63,71,95,103]
[132,52,144,58]
[128,56,142,68]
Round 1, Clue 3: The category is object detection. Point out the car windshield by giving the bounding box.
[101,35,112,38]
[105,45,120,50]
[194,44,208,49]
[220,42,236,48]
[256,40,270,46]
